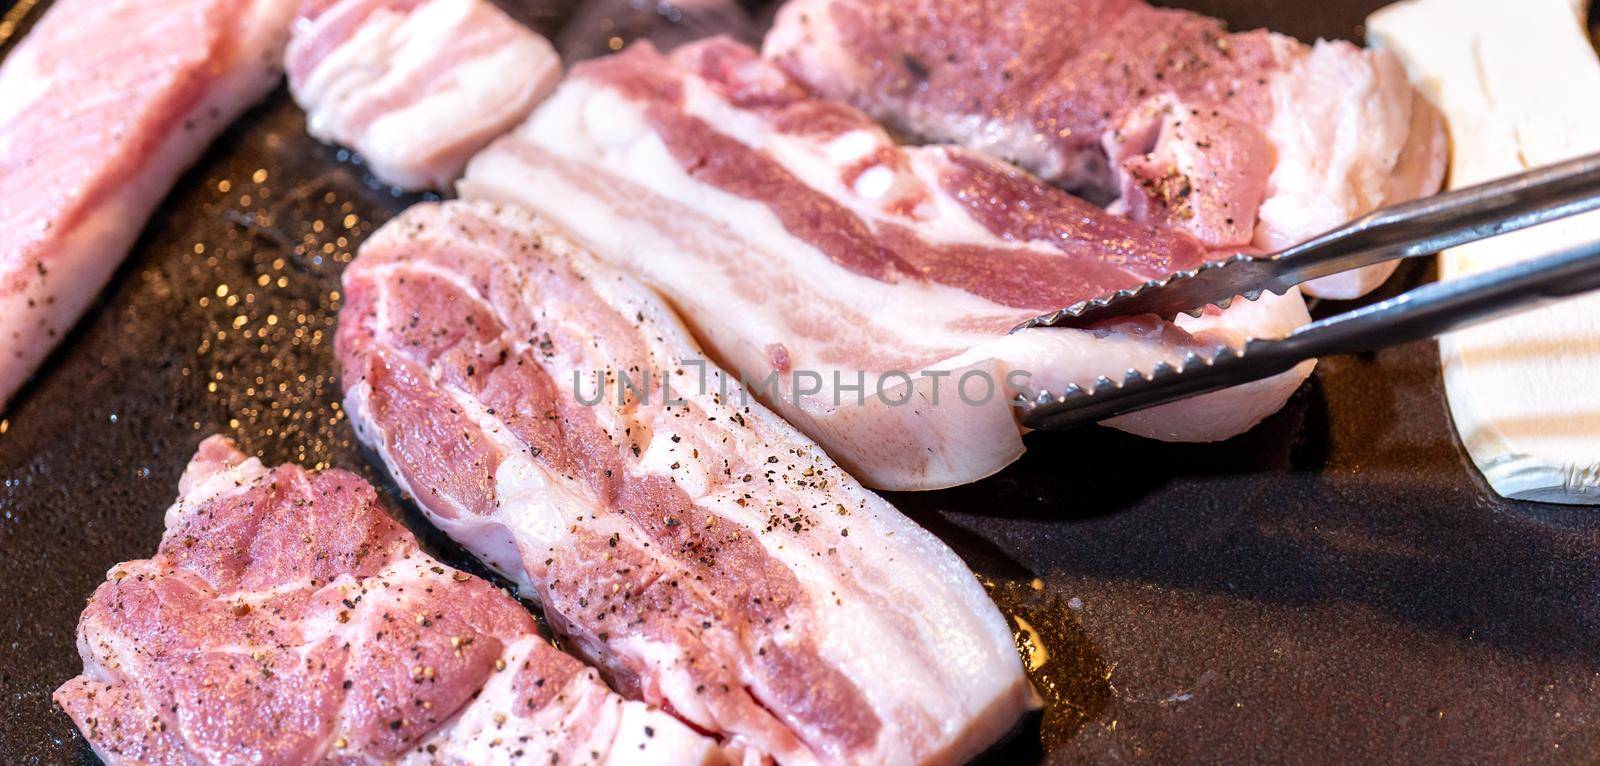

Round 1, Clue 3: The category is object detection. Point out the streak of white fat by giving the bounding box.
[0,193,149,409]
[852,164,898,200]
[608,697,726,765]
[677,74,926,216]
[174,549,429,674]
[822,129,879,166]
[74,633,121,687]
[393,0,478,49]
[1258,40,1413,258]
[347,372,536,589]
[518,186,979,454]
[635,424,719,501]
[490,201,1028,719]
[361,37,553,174]
[492,450,595,553]
[386,222,718,658]
[899,147,1060,247]
[480,100,1036,488]
[297,0,474,132]
[427,223,711,541]
[0,0,291,410]
[79,598,155,686]
[0,40,47,127]
[682,428,965,633]
[357,0,550,150]
[520,85,1012,356]
[295,562,417,644]
[617,635,718,725]
[1369,0,1600,502]
[394,637,609,766]
[395,302,591,563]
[342,380,383,454]
[557,264,799,502]
[679,77,1029,251]
[784,125,913,207]
[787,512,1022,750]
[163,454,268,529]
[684,77,852,176]
[557,231,718,372]
[295,4,410,141]
[574,274,872,519]
[578,85,651,151]
[434,506,539,591]
[391,635,539,766]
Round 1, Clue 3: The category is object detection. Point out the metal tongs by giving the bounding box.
[1017,151,1600,430]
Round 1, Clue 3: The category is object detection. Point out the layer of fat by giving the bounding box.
[291,0,560,191]
[0,0,297,412]
[1369,0,1600,502]
[495,218,1035,763]
[1260,39,1424,298]
[463,76,1314,488]
[346,203,1035,763]
[397,636,725,766]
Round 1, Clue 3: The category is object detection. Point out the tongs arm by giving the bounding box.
[1022,150,1600,330]
[1273,150,1600,288]
[1019,239,1600,430]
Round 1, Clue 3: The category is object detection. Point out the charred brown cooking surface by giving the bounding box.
[3,1,1600,764]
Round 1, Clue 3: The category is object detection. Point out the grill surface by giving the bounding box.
[2,1,1597,763]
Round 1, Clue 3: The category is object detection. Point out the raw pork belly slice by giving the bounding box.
[0,0,299,413]
[54,436,721,766]
[336,200,1037,765]
[458,39,1312,490]
[285,0,561,191]
[764,0,1448,298]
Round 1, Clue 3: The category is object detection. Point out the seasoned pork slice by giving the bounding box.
[55,436,722,766]
[0,0,300,413]
[285,0,561,191]
[335,200,1037,765]
[764,0,1448,298]
[458,39,1312,490]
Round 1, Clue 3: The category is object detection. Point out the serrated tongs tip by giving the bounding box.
[1014,151,1600,428]
[1013,252,1276,332]
[1015,342,1241,417]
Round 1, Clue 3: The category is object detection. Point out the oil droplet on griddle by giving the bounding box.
[1012,615,1051,671]
[981,576,1113,752]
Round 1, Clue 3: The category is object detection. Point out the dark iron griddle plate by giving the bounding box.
[3,0,1599,763]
